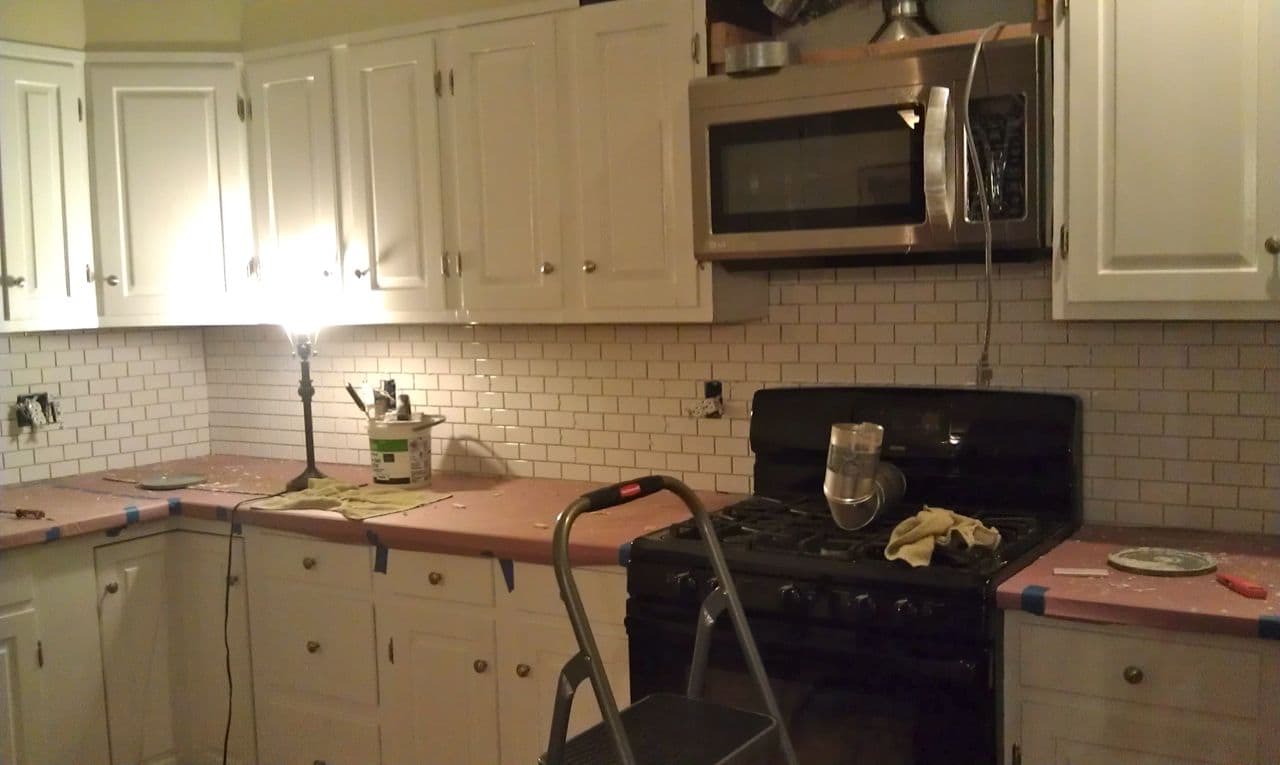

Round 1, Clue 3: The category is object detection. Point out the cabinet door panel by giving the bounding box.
[247,52,340,313]
[449,16,563,311]
[1066,0,1279,304]
[378,599,499,765]
[345,35,447,315]
[0,607,42,764]
[95,534,176,765]
[0,53,94,328]
[569,0,698,309]
[258,698,380,765]
[89,63,251,321]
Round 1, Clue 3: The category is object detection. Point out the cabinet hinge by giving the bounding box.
[455,252,462,275]
[36,640,43,668]
[1058,224,1069,260]
[441,251,451,277]
[388,637,395,664]
[449,68,455,95]
[1061,0,1069,15]
[236,94,246,122]
[691,32,702,64]
[434,69,443,97]
[77,97,83,122]
[1011,743,1021,765]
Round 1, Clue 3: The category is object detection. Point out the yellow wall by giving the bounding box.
[83,0,242,50]
[241,0,527,49]
[0,0,86,49]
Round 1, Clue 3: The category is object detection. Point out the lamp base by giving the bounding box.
[285,464,327,493]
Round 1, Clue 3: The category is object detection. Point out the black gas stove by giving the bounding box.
[626,386,1081,764]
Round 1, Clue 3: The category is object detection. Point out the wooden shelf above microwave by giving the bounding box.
[798,21,1050,67]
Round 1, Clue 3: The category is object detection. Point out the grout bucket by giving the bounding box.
[368,414,446,487]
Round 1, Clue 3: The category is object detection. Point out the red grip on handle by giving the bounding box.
[1216,573,1267,599]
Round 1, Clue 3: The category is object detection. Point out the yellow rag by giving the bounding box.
[885,506,1001,568]
[253,478,451,520]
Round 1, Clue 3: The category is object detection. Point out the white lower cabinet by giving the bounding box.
[1004,612,1280,765]
[0,551,44,765]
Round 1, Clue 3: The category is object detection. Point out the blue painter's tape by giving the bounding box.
[499,558,515,593]
[123,506,140,524]
[1020,585,1049,616]
[216,506,229,521]
[617,541,632,567]
[167,498,182,515]
[1260,615,1280,640]
[44,527,61,543]
[231,522,242,536]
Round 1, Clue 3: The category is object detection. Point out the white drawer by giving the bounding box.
[376,549,494,606]
[1018,621,1261,719]
[253,582,378,706]
[257,697,380,765]
[502,562,626,629]
[252,530,372,592]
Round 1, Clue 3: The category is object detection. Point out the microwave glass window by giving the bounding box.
[709,104,925,234]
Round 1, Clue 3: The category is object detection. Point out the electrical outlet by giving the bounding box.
[14,393,58,428]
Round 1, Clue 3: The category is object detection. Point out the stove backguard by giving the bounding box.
[749,387,1081,525]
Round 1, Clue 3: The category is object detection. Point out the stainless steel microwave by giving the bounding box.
[690,37,1049,261]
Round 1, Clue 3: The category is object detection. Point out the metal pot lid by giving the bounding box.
[1107,547,1217,576]
[137,473,206,490]
[725,41,794,76]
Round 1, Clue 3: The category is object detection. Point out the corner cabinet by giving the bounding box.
[0,43,97,333]
[87,55,254,326]
[1053,0,1280,320]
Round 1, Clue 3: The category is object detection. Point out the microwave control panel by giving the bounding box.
[965,94,1027,222]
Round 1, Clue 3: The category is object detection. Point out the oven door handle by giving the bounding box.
[923,86,954,230]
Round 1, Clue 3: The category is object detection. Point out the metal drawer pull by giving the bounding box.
[516,663,532,678]
[582,260,597,274]
[227,575,240,586]
[302,557,317,570]
[539,262,555,275]
[1,275,25,288]
[105,582,119,594]
[1266,236,1280,255]
[354,267,369,278]
[104,274,120,286]
[473,659,488,673]
[306,640,321,654]
[1123,665,1144,685]
[428,571,444,585]
[313,760,327,765]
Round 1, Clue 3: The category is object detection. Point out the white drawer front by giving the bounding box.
[254,583,378,705]
[376,549,494,606]
[1018,622,1260,719]
[258,698,380,765]
[253,530,371,591]
[502,563,626,628]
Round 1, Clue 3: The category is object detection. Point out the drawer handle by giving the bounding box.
[104,582,119,595]
[313,761,327,765]
[428,571,444,585]
[473,659,488,674]
[306,640,321,654]
[1123,665,1144,685]
[516,663,532,678]
[302,557,317,570]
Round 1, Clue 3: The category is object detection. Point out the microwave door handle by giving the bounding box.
[923,86,954,228]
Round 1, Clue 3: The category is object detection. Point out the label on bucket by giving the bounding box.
[370,434,430,485]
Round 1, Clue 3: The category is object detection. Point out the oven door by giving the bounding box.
[627,603,996,765]
[691,83,959,260]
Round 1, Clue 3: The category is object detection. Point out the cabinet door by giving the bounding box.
[1063,0,1280,310]
[447,15,564,311]
[95,534,176,765]
[567,0,699,310]
[497,619,629,765]
[247,51,341,321]
[88,61,252,322]
[0,606,43,765]
[344,34,449,316]
[168,532,255,765]
[257,698,381,765]
[378,599,499,765]
[0,50,95,329]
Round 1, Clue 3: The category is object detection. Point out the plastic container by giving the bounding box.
[368,414,446,487]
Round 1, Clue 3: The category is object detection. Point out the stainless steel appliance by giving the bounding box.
[626,386,1081,764]
[690,37,1049,261]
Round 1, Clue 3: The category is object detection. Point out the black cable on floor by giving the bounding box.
[223,491,284,765]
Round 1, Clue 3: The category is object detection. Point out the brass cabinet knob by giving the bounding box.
[354,267,369,278]
[1123,665,1144,685]
[1265,236,1280,255]
[539,262,555,275]
[105,582,119,594]
[582,260,597,274]
[473,659,488,673]
[302,557,317,570]
[428,571,444,585]
[103,274,120,286]
[306,640,321,654]
[313,760,327,765]
[515,663,532,678]
[227,575,240,587]
[1,275,25,288]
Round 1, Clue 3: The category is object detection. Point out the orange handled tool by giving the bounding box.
[1216,573,1267,599]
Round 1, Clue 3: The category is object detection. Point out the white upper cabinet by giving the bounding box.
[341,34,451,320]
[446,14,565,313]
[246,51,341,322]
[88,57,253,325]
[1056,0,1280,319]
[0,44,96,332]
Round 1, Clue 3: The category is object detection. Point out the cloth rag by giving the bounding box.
[885,506,1001,568]
[253,478,451,520]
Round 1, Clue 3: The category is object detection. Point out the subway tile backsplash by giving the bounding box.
[199,262,1279,535]
[1,329,211,484]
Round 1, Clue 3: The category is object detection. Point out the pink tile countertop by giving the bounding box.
[0,455,739,566]
[997,525,1280,641]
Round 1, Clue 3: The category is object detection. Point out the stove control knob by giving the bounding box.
[845,593,877,622]
[894,598,919,623]
[780,584,815,614]
[671,571,698,599]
